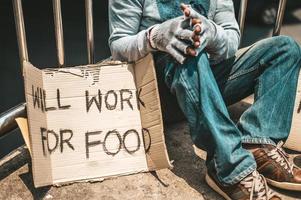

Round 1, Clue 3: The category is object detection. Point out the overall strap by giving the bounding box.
[156,0,211,21]
[189,0,210,18]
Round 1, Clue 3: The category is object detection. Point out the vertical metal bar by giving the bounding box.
[238,0,248,40]
[52,0,65,67]
[13,0,29,68]
[85,0,95,64]
[273,0,287,36]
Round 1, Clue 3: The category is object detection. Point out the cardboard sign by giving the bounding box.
[22,54,171,187]
[284,70,301,152]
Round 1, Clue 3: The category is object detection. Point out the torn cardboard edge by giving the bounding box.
[18,54,172,187]
[16,117,31,155]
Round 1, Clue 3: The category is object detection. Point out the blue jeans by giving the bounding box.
[153,36,301,186]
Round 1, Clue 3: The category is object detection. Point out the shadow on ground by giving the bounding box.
[165,123,222,200]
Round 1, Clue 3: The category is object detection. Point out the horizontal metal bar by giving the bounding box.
[85,0,95,64]
[273,0,287,36]
[0,103,26,138]
[238,0,248,40]
[13,0,29,68]
[53,0,65,67]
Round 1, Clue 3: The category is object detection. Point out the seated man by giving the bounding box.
[108,0,301,199]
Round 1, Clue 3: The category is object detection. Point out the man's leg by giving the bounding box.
[212,35,301,191]
[214,36,301,144]
[154,51,256,186]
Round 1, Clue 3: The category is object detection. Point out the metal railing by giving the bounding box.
[12,0,28,69]
[238,0,249,38]
[273,0,287,36]
[53,0,65,67]
[0,0,288,138]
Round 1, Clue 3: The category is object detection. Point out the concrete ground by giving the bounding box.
[1,105,301,200]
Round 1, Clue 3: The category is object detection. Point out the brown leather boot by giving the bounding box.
[293,155,301,168]
[205,170,281,200]
[251,142,301,191]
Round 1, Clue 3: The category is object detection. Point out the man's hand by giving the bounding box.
[148,15,202,64]
[180,3,216,51]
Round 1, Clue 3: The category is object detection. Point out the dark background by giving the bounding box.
[0,0,300,158]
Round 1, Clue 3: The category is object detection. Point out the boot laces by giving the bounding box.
[241,171,276,200]
[267,141,294,175]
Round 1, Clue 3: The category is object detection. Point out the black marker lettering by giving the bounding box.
[43,90,56,111]
[39,88,45,112]
[57,89,71,110]
[142,128,151,153]
[120,89,133,110]
[47,130,59,154]
[32,85,40,109]
[105,90,118,110]
[103,130,122,156]
[60,129,74,153]
[85,131,102,159]
[123,129,140,154]
[136,89,145,110]
[40,127,47,156]
[85,90,102,113]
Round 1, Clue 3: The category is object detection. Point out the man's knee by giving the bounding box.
[274,36,301,60]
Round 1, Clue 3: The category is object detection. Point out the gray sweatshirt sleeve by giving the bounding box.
[108,0,152,62]
[206,0,241,64]
[109,0,240,63]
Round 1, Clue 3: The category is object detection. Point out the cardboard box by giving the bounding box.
[284,70,301,152]
[20,54,171,187]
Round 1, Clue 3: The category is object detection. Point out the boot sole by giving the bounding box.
[266,178,301,191]
[205,174,231,200]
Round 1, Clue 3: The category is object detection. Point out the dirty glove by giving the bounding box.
[181,4,217,51]
[148,16,199,64]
